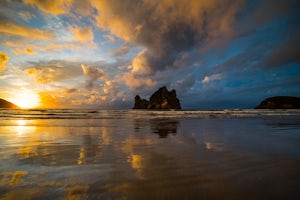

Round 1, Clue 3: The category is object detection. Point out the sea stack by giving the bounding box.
[255,96,300,109]
[133,86,181,110]
[133,95,149,109]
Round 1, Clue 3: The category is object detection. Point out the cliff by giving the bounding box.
[0,98,19,109]
[133,86,181,110]
[255,96,300,109]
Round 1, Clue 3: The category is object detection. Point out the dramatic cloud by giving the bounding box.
[70,0,93,16]
[0,15,55,41]
[130,50,153,75]
[26,60,83,83]
[19,60,126,108]
[0,51,9,71]
[24,0,73,15]
[250,0,300,27]
[0,0,299,109]
[111,43,132,57]
[81,64,106,88]
[263,35,300,68]
[122,72,156,89]
[91,0,245,74]
[172,73,196,95]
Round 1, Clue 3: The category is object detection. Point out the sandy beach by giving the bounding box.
[0,109,300,199]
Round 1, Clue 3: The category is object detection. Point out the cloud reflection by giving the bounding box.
[1,116,299,199]
[0,171,28,186]
[16,127,104,166]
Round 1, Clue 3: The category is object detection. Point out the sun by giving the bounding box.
[11,90,41,109]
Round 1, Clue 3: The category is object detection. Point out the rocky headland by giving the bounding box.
[255,96,300,109]
[133,86,181,110]
[0,98,19,109]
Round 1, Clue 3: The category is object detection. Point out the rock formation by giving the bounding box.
[133,86,181,110]
[255,96,300,109]
[133,95,149,109]
[0,98,19,109]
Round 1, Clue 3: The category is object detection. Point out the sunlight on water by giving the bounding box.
[14,120,36,136]
[0,109,300,199]
[17,120,26,126]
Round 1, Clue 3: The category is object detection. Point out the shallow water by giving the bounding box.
[0,109,300,199]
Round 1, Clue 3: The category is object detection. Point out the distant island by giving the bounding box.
[255,96,300,109]
[0,98,19,109]
[133,86,181,110]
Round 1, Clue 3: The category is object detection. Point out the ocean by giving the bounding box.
[1,109,300,199]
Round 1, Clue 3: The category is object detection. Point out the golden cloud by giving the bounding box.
[90,0,225,43]
[130,50,152,75]
[12,48,37,56]
[24,0,73,15]
[25,60,84,84]
[36,85,118,108]
[0,51,9,71]
[90,0,142,41]
[69,26,94,44]
[0,20,55,41]
[39,92,60,108]
[89,0,244,74]
[3,41,81,52]
[71,0,93,16]
[122,72,156,89]
[26,68,56,84]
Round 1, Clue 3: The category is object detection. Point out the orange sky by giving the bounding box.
[1,0,299,109]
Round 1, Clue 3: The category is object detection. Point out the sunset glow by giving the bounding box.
[0,0,299,109]
[1,2,299,199]
[10,90,41,109]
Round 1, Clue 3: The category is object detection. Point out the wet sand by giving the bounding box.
[0,110,300,199]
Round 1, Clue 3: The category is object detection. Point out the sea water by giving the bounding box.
[0,109,300,199]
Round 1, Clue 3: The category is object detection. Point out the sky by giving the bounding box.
[0,0,299,109]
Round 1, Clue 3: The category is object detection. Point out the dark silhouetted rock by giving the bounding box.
[255,96,300,109]
[0,98,19,109]
[133,86,181,110]
[133,95,149,109]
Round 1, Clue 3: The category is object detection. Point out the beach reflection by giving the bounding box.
[151,120,179,138]
[0,171,28,186]
[13,120,36,136]
[16,129,105,166]
[0,117,299,199]
[133,119,179,138]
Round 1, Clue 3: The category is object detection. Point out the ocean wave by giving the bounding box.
[1,109,300,120]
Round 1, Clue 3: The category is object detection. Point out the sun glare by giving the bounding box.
[11,90,41,109]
